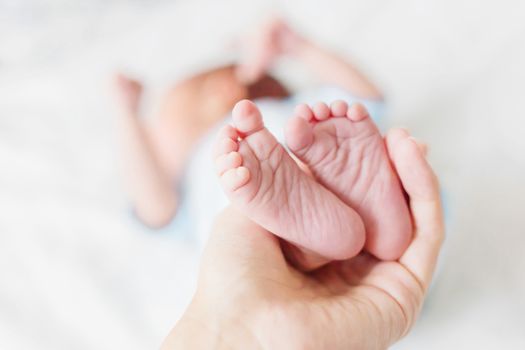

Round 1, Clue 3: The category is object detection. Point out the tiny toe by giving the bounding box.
[285,116,314,152]
[294,103,314,121]
[347,103,370,121]
[215,137,239,157]
[215,151,243,176]
[330,100,348,117]
[232,99,264,135]
[313,102,330,121]
[220,166,251,191]
[219,124,240,140]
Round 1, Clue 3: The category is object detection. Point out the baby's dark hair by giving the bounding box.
[180,64,290,118]
[201,64,289,100]
[244,70,290,100]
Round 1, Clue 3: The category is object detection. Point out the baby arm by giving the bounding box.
[281,24,383,99]
[237,19,382,99]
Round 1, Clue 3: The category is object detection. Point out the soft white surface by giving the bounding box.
[1,0,524,349]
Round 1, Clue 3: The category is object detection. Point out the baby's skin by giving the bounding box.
[215,99,411,266]
[285,101,412,260]
[214,100,366,263]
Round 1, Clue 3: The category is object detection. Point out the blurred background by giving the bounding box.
[1,0,524,349]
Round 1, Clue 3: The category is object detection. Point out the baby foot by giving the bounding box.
[215,100,365,263]
[285,101,412,260]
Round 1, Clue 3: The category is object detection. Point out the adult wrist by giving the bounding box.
[162,295,263,350]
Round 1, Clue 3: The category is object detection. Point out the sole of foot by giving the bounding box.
[285,100,412,260]
[215,100,366,268]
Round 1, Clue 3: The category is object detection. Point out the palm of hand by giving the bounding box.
[291,253,421,349]
[202,223,424,350]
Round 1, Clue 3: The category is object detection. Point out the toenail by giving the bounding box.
[347,104,369,121]
[331,100,348,116]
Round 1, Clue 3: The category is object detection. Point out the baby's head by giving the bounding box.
[165,65,289,123]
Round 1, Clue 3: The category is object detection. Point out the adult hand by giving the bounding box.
[162,128,444,349]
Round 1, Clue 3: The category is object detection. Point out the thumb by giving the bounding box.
[199,206,287,284]
[385,128,444,290]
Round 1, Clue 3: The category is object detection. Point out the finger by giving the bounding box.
[385,129,428,158]
[200,206,286,284]
[409,136,428,157]
[280,241,331,271]
[385,128,444,290]
[203,206,329,276]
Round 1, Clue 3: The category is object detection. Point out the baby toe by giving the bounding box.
[294,103,314,121]
[215,151,243,176]
[313,102,330,121]
[215,137,239,157]
[232,100,264,136]
[346,102,370,122]
[220,166,251,191]
[219,124,240,140]
[330,100,348,117]
[214,125,239,157]
[285,116,314,153]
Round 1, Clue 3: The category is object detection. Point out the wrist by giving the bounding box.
[162,295,263,350]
